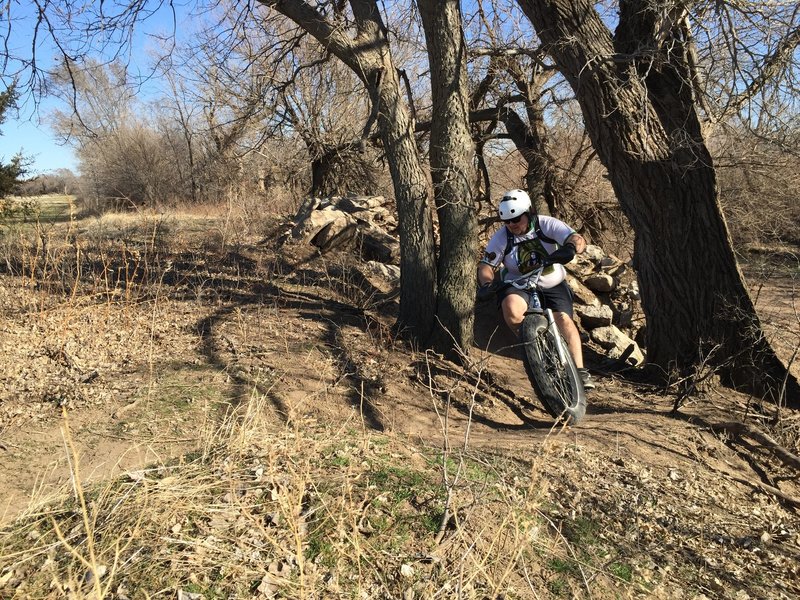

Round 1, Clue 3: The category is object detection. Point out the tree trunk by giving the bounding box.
[517,0,799,403]
[499,107,558,217]
[418,0,477,357]
[368,61,438,339]
[259,0,438,340]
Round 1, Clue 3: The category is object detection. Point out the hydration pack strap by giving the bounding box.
[503,215,559,258]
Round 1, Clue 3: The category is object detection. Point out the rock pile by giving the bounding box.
[282,195,399,267]
[284,196,646,366]
[565,246,645,367]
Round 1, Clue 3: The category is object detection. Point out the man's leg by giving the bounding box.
[552,311,584,369]
[500,293,528,337]
[553,311,596,390]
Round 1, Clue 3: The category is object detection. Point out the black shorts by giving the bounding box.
[496,280,574,317]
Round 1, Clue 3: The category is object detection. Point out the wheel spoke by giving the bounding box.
[538,333,575,408]
[522,316,585,423]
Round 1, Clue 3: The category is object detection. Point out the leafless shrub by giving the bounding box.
[713,125,800,251]
[76,125,187,211]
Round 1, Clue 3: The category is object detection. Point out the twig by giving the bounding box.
[712,421,800,471]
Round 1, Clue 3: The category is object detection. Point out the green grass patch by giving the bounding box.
[329,455,350,467]
[0,195,74,225]
[609,561,634,582]
[563,515,601,547]
[548,556,581,577]
[547,576,569,596]
[368,466,429,505]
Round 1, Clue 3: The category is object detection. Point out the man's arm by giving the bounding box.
[477,263,496,286]
[566,233,587,254]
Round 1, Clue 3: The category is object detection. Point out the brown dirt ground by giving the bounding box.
[0,207,799,598]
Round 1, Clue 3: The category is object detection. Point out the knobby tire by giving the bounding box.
[520,314,586,424]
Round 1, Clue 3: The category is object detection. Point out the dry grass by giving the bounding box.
[0,389,658,599]
[2,196,798,599]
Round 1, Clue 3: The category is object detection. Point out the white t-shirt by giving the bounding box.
[480,215,575,289]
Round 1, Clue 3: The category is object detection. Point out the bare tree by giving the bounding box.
[462,0,608,234]
[418,0,478,355]
[46,59,185,207]
[257,0,439,341]
[516,0,799,402]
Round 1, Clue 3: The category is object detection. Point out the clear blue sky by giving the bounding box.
[0,113,79,175]
[0,1,188,176]
[0,1,79,175]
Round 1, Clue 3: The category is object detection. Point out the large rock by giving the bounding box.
[575,304,613,329]
[566,275,600,307]
[591,324,629,349]
[584,272,616,293]
[338,196,397,229]
[608,342,645,367]
[358,225,400,263]
[599,255,626,277]
[291,207,357,246]
[590,325,645,366]
[566,253,597,278]
[583,245,605,262]
[286,196,399,264]
[312,213,360,251]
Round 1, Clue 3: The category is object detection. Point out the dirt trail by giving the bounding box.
[1,249,797,526]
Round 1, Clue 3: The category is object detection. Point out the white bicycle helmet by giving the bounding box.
[498,189,532,221]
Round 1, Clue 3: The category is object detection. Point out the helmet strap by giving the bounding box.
[524,212,534,233]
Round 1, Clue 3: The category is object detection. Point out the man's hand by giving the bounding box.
[566,233,586,254]
[476,282,495,302]
[547,242,577,265]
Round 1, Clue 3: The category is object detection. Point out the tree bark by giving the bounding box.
[418,0,477,357]
[498,106,558,217]
[517,0,799,403]
[258,0,437,340]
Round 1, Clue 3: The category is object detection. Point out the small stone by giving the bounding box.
[83,565,107,587]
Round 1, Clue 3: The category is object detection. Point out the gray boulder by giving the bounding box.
[590,325,645,366]
[584,272,616,293]
[566,275,600,307]
[575,304,613,329]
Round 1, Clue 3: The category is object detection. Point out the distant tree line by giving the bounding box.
[15,169,80,197]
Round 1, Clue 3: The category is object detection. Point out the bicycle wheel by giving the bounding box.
[520,314,586,424]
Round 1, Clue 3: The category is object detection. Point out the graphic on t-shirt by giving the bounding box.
[514,238,548,274]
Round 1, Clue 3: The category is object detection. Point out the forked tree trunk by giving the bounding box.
[418,0,477,357]
[260,0,438,340]
[518,0,799,403]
